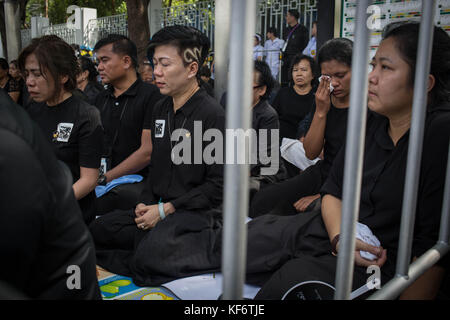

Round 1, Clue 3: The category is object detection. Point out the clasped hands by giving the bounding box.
[134,202,175,231]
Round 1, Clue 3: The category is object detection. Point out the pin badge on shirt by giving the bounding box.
[155,120,165,138]
[53,123,74,142]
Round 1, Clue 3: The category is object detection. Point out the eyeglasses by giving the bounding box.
[253,85,263,89]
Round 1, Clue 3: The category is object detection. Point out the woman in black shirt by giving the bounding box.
[250,39,354,218]
[253,22,450,299]
[272,53,316,141]
[19,35,103,224]
[77,56,104,105]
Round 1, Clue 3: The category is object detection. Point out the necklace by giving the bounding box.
[173,85,200,112]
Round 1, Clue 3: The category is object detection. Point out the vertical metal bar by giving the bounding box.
[334,0,372,300]
[221,0,256,300]
[439,143,450,245]
[395,0,436,277]
[214,0,231,100]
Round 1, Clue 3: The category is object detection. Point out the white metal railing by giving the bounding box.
[156,0,216,48]
[20,28,31,48]
[258,0,317,42]
[42,23,77,44]
[83,13,128,49]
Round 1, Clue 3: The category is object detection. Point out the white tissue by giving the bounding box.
[355,222,381,261]
[318,75,334,93]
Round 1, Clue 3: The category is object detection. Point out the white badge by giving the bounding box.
[155,119,166,138]
[55,123,74,142]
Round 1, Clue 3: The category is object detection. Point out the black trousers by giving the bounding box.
[89,208,223,286]
[95,180,146,215]
[249,161,323,218]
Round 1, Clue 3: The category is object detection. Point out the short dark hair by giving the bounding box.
[382,21,450,107]
[0,58,8,70]
[147,25,210,75]
[9,59,18,69]
[289,53,317,87]
[94,34,138,68]
[199,65,211,78]
[18,35,80,100]
[287,10,300,21]
[147,25,210,79]
[317,38,353,68]
[254,60,275,100]
[78,56,99,83]
[267,27,278,38]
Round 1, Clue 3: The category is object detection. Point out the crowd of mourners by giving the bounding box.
[0,8,449,300]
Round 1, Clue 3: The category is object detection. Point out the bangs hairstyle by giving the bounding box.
[146,25,210,77]
[317,38,353,68]
[18,35,80,99]
[382,21,450,107]
[289,53,318,87]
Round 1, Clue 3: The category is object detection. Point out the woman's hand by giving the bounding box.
[134,204,160,230]
[337,239,387,268]
[315,76,332,117]
[135,203,151,217]
[293,194,320,212]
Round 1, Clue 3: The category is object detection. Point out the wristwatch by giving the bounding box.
[97,174,107,186]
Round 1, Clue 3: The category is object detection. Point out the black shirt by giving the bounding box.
[272,87,315,140]
[27,95,103,223]
[83,81,104,106]
[321,105,450,273]
[27,95,103,181]
[0,90,101,299]
[139,87,225,211]
[251,99,280,176]
[95,78,163,177]
[320,104,349,180]
[283,23,309,57]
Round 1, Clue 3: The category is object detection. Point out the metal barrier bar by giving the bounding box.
[438,143,450,245]
[334,0,372,300]
[395,0,436,277]
[214,0,231,101]
[369,140,450,299]
[368,242,450,300]
[221,0,256,300]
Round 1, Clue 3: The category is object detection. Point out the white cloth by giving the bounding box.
[302,36,317,58]
[264,38,285,78]
[356,222,381,261]
[318,75,334,93]
[253,44,264,61]
[280,138,320,170]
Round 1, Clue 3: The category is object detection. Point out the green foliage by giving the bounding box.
[25,0,127,26]
[162,0,200,8]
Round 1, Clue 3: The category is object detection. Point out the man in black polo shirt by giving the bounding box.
[94,34,163,214]
[90,26,225,285]
[281,10,309,87]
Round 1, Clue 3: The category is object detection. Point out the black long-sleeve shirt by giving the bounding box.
[321,105,450,273]
[283,23,309,57]
[251,99,280,177]
[139,88,225,211]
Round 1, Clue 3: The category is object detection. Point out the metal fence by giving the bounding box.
[156,0,216,49]
[83,13,128,49]
[258,0,317,43]
[20,28,31,48]
[42,23,78,45]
